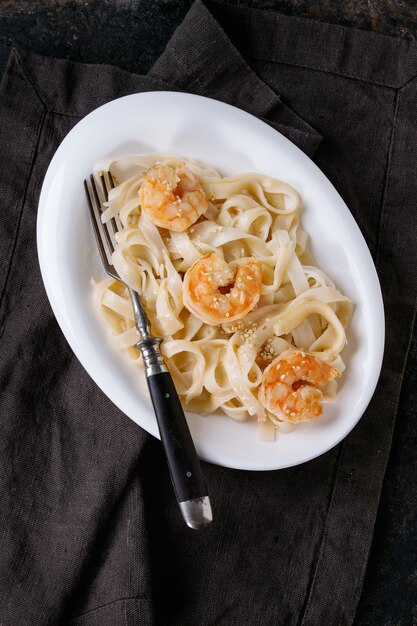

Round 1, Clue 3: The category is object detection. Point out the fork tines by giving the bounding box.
[84,172,120,281]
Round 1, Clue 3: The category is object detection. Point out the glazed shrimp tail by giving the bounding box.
[258,349,340,423]
[138,162,208,232]
[183,252,262,325]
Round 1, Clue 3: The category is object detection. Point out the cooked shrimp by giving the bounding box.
[183,252,262,325]
[138,162,208,232]
[258,349,340,423]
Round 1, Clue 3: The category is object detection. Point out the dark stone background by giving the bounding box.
[0,1,416,624]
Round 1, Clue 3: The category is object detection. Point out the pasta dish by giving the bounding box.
[92,155,352,440]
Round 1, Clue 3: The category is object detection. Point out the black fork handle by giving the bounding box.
[146,371,212,529]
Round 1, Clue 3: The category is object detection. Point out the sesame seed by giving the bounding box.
[280,374,285,379]
[225,312,230,318]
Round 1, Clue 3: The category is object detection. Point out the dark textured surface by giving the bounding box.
[356,326,417,625]
[2,0,417,78]
[0,2,416,625]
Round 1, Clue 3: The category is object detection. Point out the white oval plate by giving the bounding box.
[37,91,384,471]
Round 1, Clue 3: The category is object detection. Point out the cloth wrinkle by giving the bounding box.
[297,444,344,626]
[11,48,46,107]
[374,90,399,267]
[0,67,46,316]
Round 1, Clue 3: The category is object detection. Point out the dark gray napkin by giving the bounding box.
[1,2,416,625]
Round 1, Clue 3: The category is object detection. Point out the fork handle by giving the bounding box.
[146,370,212,529]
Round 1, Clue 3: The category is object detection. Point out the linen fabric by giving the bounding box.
[1,2,416,624]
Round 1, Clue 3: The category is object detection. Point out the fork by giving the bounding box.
[84,172,212,529]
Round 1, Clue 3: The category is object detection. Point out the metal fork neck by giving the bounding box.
[129,288,151,338]
[136,337,168,376]
[129,288,167,376]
